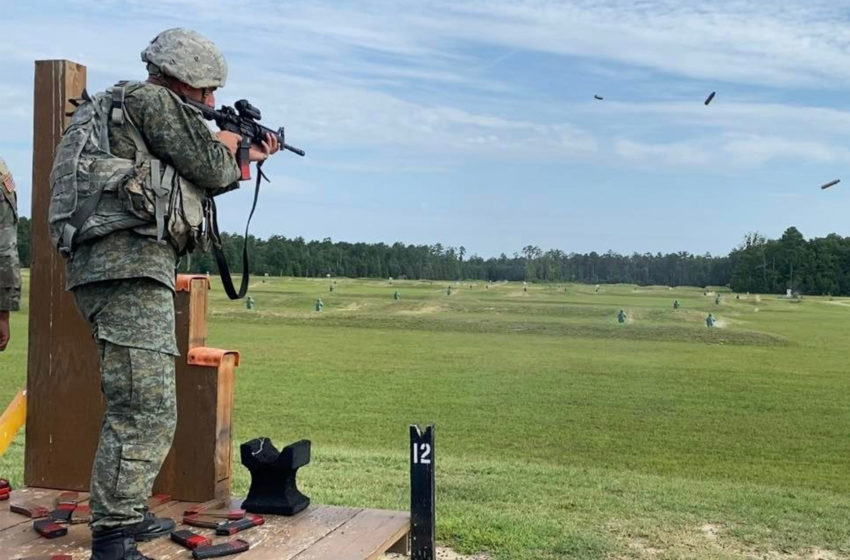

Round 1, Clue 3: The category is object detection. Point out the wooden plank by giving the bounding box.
[214,354,236,488]
[25,59,103,492]
[2,496,409,560]
[3,512,93,557]
[188,277,208,349]
[238,506,362,560]
[140,504,362,560]
[0,489,90,553]
[387,531,410,555]
[5,495,176,558]
[290,509,410,560]
[0,488,69,533]
[140,497,239,559]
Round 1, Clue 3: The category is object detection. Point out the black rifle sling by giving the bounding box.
[211,162,268,300]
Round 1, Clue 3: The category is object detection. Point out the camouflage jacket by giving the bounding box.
[0,157,20,312]
[65,82,240,291]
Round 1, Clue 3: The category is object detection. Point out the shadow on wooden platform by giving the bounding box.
[2,488,410,560]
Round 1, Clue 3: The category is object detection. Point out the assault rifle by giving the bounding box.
[183,97,305,300]
[184,97,305,180]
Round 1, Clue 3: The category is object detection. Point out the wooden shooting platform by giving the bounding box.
[1,488,410,559]
[19,59,412,558]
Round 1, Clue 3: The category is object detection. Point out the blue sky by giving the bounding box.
[4,0,850,258]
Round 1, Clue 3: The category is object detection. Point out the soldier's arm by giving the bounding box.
[0,194,20,312]
[0,193,21,350]
[126,86,241,190]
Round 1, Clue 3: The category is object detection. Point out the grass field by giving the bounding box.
[2,272,850,559]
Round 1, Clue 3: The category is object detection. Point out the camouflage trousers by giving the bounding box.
[73,278,179,530]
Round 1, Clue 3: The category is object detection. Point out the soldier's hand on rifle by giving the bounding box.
[0,311,10,351]
[248,132,280,162]
[216,131,242,155]
[216,131,279,162]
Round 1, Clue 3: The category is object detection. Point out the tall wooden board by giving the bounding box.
[25,60,100,490]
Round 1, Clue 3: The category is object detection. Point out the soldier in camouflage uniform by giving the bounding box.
[0,157,20,352]
[52,29,279,560]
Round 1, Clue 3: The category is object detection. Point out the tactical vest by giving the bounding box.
[49,81,214,257]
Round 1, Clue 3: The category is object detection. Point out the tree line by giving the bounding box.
[13,218,850,295]
[177,234,732,286]
[728,226,850,296]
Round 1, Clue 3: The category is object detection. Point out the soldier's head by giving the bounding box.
[142,28,227,108]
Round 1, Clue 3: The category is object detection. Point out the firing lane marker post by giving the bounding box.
[410,424,435,560]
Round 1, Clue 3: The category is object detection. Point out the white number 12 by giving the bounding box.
[412,443,432,465]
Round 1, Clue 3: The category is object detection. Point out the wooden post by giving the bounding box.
[410,425,435,560]
[25,62,240,501]
[25,60,100,490]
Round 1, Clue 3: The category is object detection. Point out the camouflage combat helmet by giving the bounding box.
[141,28,227,89]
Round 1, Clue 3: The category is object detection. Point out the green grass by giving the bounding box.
[3,274,850,559]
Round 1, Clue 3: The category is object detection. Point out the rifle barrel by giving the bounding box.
[283,143,306,156]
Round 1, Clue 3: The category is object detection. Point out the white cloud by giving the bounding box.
[88,0,850,90]
[581,100,850,135]
[721,134,850,166]
[613,131,850,169]
[431,0,850,89]
[46,1,850,90]
[232,73,598,161]
[614,138,712,167]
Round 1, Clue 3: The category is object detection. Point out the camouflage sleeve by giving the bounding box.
[0,192,21,312]
[125,84,241,190]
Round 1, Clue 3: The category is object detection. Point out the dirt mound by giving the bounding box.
[398,305,445,315]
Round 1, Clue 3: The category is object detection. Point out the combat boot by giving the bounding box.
[90,526,153,560]
[131,508,176,542]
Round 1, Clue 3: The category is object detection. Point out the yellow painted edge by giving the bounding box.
[0,389,27,458]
